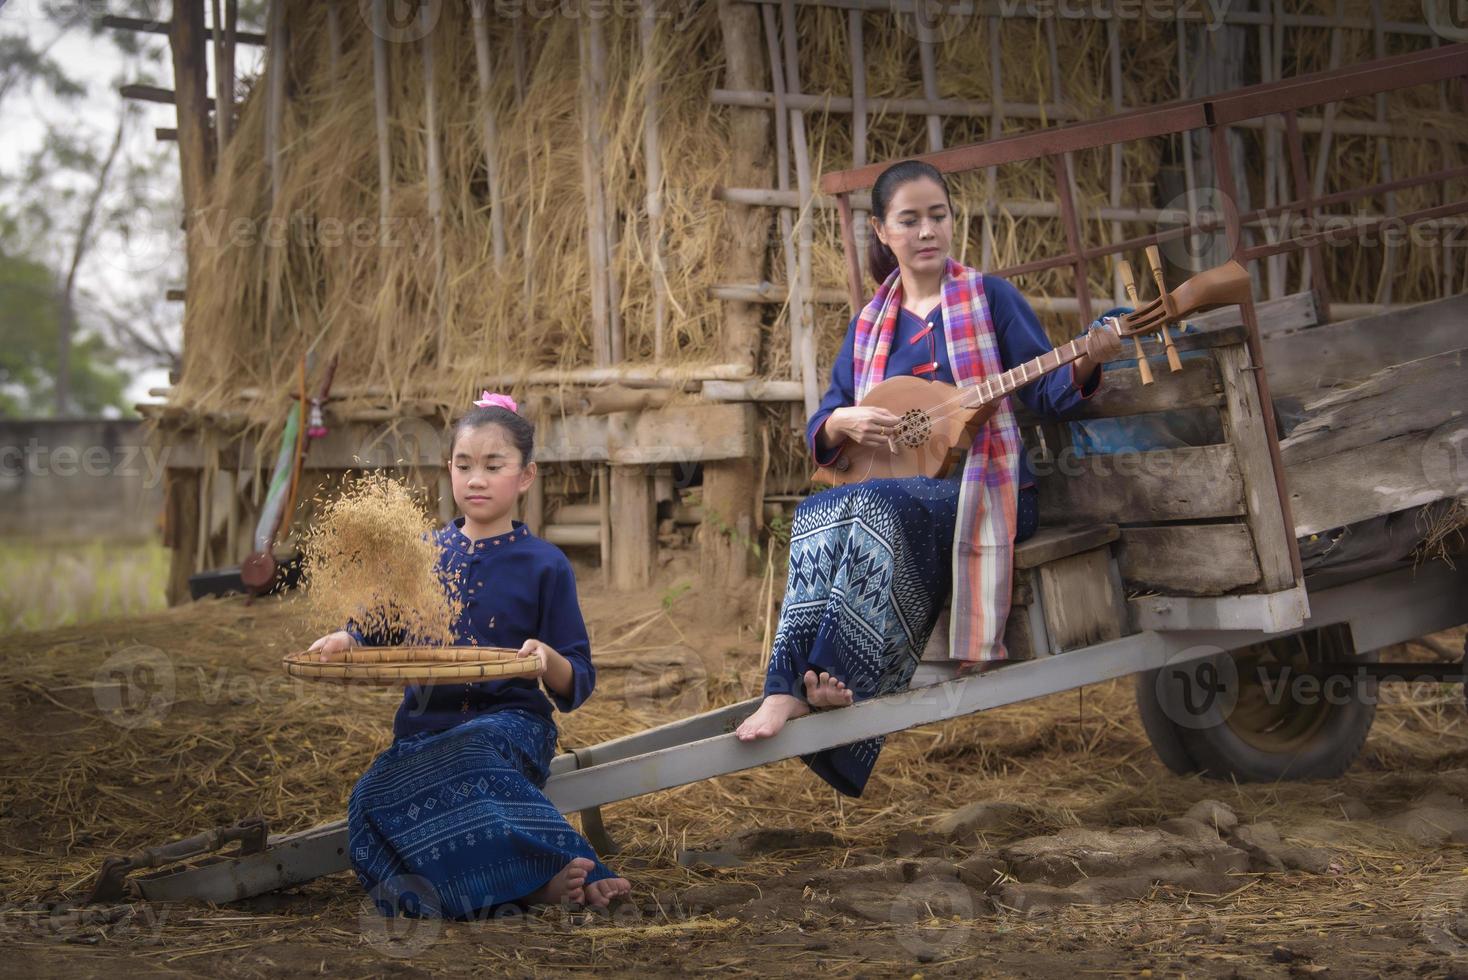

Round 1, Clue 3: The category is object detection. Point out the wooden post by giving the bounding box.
[1282,110,1332,322]
[699,457,755,587]
[597,464,611,587]
[169,0,212,210]
[715,0,770,376]
[524,472,545,536]
[164,470,201,605]
[1051,153,1092,325]
[471,0,507,267]
[1212,344,1296,591]
[1369,0,1395,306]
[610,466,657,590]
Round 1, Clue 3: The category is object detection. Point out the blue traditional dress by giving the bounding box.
[768,275,1102,797]
[345,519,618,919]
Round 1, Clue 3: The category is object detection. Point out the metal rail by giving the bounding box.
[124,561,1467,905]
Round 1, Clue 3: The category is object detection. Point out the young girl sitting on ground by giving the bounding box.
[308,392,631,918]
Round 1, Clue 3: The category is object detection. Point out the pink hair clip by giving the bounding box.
[473,390,518,413]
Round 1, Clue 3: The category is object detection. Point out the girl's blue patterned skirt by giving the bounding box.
[763,477,1038,798]
[347,707,616,919]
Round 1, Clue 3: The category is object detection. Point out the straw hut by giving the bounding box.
[126,1,1467,602]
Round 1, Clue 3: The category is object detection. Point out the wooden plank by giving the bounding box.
[610,466,657,590]
[1119,524,1262,596]
[1263,293,1468,399]
[1188,289,1318,338]
[1037,548,1124,653]
[1129,585,1308,633]
[1031,356,1223,421]
[1013,523,1118,570]
[1036,444,1246,524]
[1213,343,1295,591]
[163,405,756,470]
[1279,347,1468,466]
[1286,422,1468,536]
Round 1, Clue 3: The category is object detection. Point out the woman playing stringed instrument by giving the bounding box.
[734,160,1122,796]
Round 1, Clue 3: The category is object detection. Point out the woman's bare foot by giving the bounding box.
[584,876,631,908]
[734,694,809,741]
[525,857,594,906]
[804,670,854,709]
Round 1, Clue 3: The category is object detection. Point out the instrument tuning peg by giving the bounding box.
[1144,247,1183,373]
[1117,259,1153,386]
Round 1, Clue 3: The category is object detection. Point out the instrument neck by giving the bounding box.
[967,337,1089,409]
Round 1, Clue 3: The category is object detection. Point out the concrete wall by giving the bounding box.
[0,419,166,541]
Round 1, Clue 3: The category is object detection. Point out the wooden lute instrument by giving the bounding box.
[811,258,1252,488]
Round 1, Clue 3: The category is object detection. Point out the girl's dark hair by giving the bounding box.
[449,406,535,466]
[867,159,954,286]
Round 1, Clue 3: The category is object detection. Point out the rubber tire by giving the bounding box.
[1133,669,1201,775]
[1135,624,1377,782]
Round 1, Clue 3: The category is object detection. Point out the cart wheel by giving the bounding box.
[1135,624,1377,782]
[1132,670,1200,775]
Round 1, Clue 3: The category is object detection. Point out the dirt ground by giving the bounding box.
[2,560,1467,979]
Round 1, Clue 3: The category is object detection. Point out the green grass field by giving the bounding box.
[0,539,169,633]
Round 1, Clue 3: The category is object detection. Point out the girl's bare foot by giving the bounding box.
[804,670,854,709]
[525,857,594,906]
[584,876,631,908]
[734,694,809,741]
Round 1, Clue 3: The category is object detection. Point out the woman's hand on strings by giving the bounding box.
[308,630,356,662]
[829,406,904,451]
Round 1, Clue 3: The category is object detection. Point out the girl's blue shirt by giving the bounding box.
[347,518,595,740]
[807,274,1101,487]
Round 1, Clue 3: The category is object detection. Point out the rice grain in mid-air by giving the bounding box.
[302,474,461,644]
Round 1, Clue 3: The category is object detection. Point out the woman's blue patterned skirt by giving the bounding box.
[763,477,1037,797]
[347,708,616,919]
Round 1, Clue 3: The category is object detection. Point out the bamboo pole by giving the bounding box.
[640,0,668,360]
[1107,19,1123,305]
[1258,4,1284,300]
[1369,0,1395,306]
[918,18,942,153]
[1305,0,1345,294]
[848,8,868,282]
[780,0,819,418]
[210,0,235,156]
[324,0,338,75]
[265,0,285,207]
[421,4,446,365]
[761,3,801,428]
[986,18,998,268]
[471,0,507,267]
[579,12,612,367]
[709,87,1455,141]
[371,0,392,233]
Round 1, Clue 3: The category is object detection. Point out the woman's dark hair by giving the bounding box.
[448,406,535,466]
[867,159,954,286]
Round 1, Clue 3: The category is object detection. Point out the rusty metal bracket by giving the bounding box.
[569,746,618,859]
[84,816,269,904]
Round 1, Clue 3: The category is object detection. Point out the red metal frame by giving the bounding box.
[819,43,1468,587]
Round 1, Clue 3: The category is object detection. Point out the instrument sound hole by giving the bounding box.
[898,409,931,448]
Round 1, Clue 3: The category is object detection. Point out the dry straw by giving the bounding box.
[300,472,461,644]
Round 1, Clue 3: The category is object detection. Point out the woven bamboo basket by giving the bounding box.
[282,646,537,686]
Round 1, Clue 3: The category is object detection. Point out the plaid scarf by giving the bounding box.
[852,258,1021,661]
